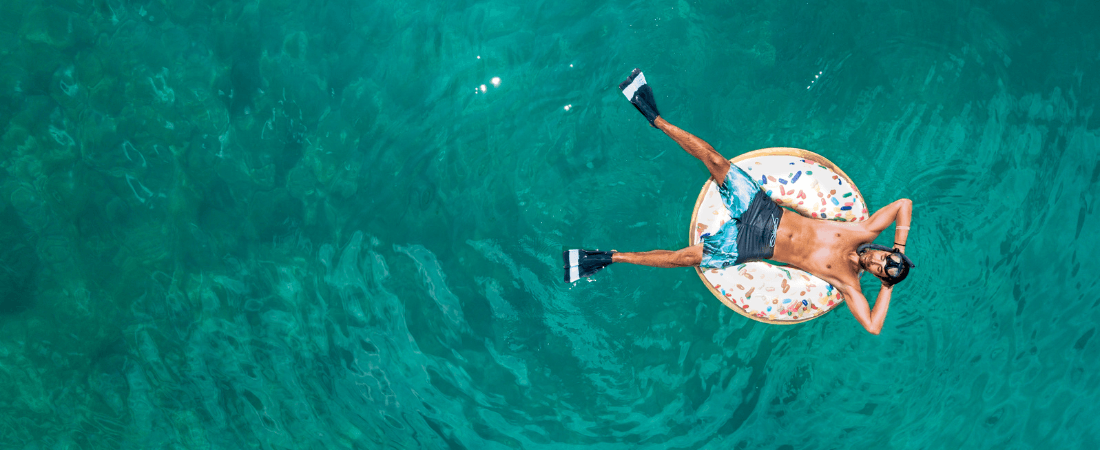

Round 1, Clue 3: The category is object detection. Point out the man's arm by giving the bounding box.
[863,199,913,251]
[841,283,894,335]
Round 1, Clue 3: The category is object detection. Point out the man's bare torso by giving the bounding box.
[772,209,879,290]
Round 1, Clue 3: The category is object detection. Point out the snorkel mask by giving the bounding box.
[857,243,916,286]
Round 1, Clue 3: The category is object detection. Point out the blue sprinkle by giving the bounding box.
[840,206,852,211]
[766,190,773,196]
[831,197,840,206]
[783,299,791,304]
[792,171,801,183]
[767,307,772,312]
[779,178,788,185]
[802,300,809,306]
[760,175,767,184]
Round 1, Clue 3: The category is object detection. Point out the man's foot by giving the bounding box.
[563,249,615,283]
[619,68,661,127]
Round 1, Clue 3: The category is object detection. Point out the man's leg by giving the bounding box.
[653,117,731,187]
[612,244,703,268]
[564,244,703,282]
[619,69,732,186]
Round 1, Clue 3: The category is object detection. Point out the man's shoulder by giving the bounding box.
[830,220,881,245]
[820,263,862,290]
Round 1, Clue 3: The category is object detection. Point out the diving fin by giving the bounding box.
[563,249,615,283]
[619,68,661,127]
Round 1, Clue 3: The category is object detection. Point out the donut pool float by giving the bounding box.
[689,148,869,324]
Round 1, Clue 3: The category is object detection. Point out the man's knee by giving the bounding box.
[708,152,729,168]
[676,246,703,267]
[707,155,730,181]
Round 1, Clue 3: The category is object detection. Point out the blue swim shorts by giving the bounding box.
[699,163,783,269]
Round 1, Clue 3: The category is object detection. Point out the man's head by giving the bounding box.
[857,244,915,286]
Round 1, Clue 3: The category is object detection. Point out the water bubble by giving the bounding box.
[121,140,146,167]
[59,67,78,97]
[125,174,153,203]
[148,69,175,103]
[49,126,75,147]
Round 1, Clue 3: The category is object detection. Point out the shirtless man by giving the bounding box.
[564,69,915,335]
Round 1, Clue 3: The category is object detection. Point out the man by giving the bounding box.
[564,69,915,335]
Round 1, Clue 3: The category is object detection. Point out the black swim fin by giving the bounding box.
[563,249,615,283]
[619,68,661,127]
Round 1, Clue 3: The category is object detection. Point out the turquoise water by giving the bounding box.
[1,0,1098,448]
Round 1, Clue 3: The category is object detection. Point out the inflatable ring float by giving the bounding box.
[689,148,869,324]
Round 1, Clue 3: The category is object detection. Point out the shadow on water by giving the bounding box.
[0,201,40,315]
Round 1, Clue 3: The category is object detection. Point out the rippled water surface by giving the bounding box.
[2,0,1098,448]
